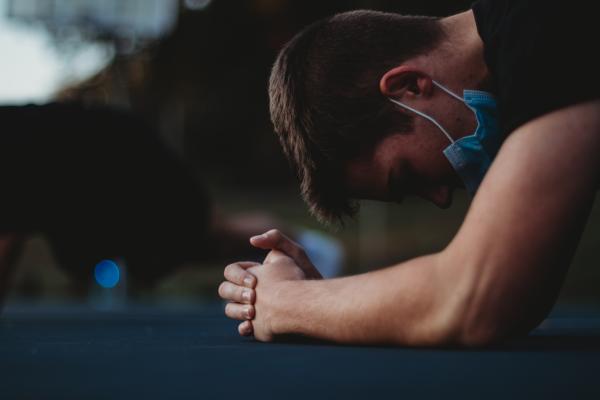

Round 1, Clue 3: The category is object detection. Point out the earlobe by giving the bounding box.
[380,66,432,99]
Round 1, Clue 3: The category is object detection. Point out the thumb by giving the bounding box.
[250,229,297,254]
[249,230,279,250]
[250,229,322,279]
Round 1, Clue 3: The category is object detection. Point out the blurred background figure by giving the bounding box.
[0,0,598,308]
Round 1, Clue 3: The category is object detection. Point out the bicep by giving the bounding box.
[443,100,600,341]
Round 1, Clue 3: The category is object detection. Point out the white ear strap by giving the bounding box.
[388,97,455,144]
[432,80,465,103]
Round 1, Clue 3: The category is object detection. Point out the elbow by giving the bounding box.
[454,320,514,348]
[434,253,555,348]
[394,252,554,348]
[451,301,550,348]
[437,276,548,347]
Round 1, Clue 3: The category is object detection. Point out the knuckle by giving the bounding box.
[246,289,256,303]
[239,321,251,335]
[264,250,276,264]
[223,264,233,279]
[224,263,241,281]
[224,303,233,316]
[248,276,257,289]
[236,285,245,300]
[218,282,228,298]
[225,303,241,319]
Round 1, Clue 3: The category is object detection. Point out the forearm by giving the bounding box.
[255,102,600,347]
[268,253,462,346]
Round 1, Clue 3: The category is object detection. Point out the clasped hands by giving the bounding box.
[217,229,322,341]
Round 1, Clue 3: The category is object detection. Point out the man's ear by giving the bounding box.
[379,66,432,100]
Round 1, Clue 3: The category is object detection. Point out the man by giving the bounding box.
[218,0,600,345]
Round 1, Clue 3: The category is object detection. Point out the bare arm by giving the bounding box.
[221,100,600,346]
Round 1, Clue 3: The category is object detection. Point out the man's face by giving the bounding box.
[344,128,463,208]
[345,74,481,208]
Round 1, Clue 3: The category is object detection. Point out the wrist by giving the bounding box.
[266,279,302,336]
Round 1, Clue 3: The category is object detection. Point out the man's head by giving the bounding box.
[269,10,484,224]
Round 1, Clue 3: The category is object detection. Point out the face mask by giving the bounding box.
[388,81,502,195]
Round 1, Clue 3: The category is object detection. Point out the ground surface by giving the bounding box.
[1,303,600,399]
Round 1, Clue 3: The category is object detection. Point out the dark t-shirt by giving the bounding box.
[472,0,600,135]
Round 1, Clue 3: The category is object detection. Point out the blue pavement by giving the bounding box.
[1,303,599,399]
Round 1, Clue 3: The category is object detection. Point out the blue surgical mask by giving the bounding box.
[388,81,502,195]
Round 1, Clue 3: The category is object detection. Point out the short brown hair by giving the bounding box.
[269,10,444,224]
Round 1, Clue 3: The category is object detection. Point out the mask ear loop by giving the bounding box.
[431,80,465,103]
[387,80,467,144]
[388,97,455,144]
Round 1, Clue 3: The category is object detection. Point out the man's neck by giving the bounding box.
[437,10,491,92]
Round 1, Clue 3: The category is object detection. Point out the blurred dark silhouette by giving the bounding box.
[0,103,278,297]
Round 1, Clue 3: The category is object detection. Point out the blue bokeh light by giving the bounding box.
[94,260,120,288]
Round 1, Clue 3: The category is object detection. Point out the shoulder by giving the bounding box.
[473,0,599,135]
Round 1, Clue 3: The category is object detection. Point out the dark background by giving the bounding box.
[2,0,599,308]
